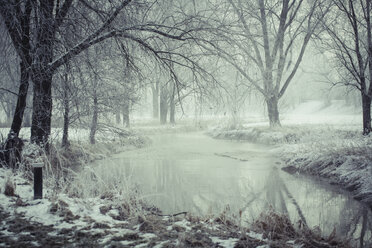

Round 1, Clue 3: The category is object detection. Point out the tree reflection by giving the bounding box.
[263,167,372,247]
[116,155,372,247]
[338,198,371,248]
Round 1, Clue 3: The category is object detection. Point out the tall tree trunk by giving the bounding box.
[169,83,175,124]
[123,100,130,128]
[151,82,159,119]
[366,0,372,137]
[266,96,281,127]
[89,93,98,144]
[362,93,371,135]
[31,71,53,147]
[10,42,31,136]
[1,0,32,137]
[23,108,31,127]
[62,74,70,148]
[160,84,168,125]
[30,0,54,148]
[11,60,30,136]
[4,60,30,168]
[169,100,175,124]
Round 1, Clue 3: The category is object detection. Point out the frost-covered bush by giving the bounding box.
[63,164,145,217]
[208,124,363,145]
[10,128,150,215]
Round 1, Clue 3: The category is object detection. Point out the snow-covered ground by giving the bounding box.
[282,100,360,126]
[1,166,342,247]
[0,109,353,247]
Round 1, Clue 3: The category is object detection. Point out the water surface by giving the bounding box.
[98,132,371,246]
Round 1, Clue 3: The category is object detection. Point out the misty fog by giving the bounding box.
[0,0,371,247]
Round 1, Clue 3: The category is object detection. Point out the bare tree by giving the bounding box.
[0,34,19,125]
[0,0,32,136]
[200,0,327,127]
[320,0,372,134]
[0,0,215,149]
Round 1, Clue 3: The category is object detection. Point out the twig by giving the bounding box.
[150,211,187,217]
[0,87,18,96]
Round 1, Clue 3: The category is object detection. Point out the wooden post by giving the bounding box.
[32,162,43,199]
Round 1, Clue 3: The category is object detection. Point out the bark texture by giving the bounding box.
[30,0,54,147]
[62,74,70,148]
[89,93,98,145]
[11,60,30,136]
[31,72,53,146]
[362,94,371,135]
[266,96,281,127]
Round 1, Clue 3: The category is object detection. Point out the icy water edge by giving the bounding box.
[95,132,372,246]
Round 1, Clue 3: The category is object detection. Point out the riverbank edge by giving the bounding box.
[207,125,372,207]
[0,126,351,247]
[0,166,349,248]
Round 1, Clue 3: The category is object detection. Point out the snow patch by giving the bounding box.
[210,236,239,248]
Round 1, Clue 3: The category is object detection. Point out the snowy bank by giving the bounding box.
[208,124,372,207]
[0,166,349,247]
[0,123,351,247]
[279,136,372,206]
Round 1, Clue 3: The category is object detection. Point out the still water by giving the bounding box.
[98,132,371,246]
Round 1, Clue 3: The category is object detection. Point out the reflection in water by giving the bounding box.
[337,200,371,247]
[97,133,372,247]
[265,167,289,215]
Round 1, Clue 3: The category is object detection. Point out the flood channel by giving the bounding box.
[96,132,371,247]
